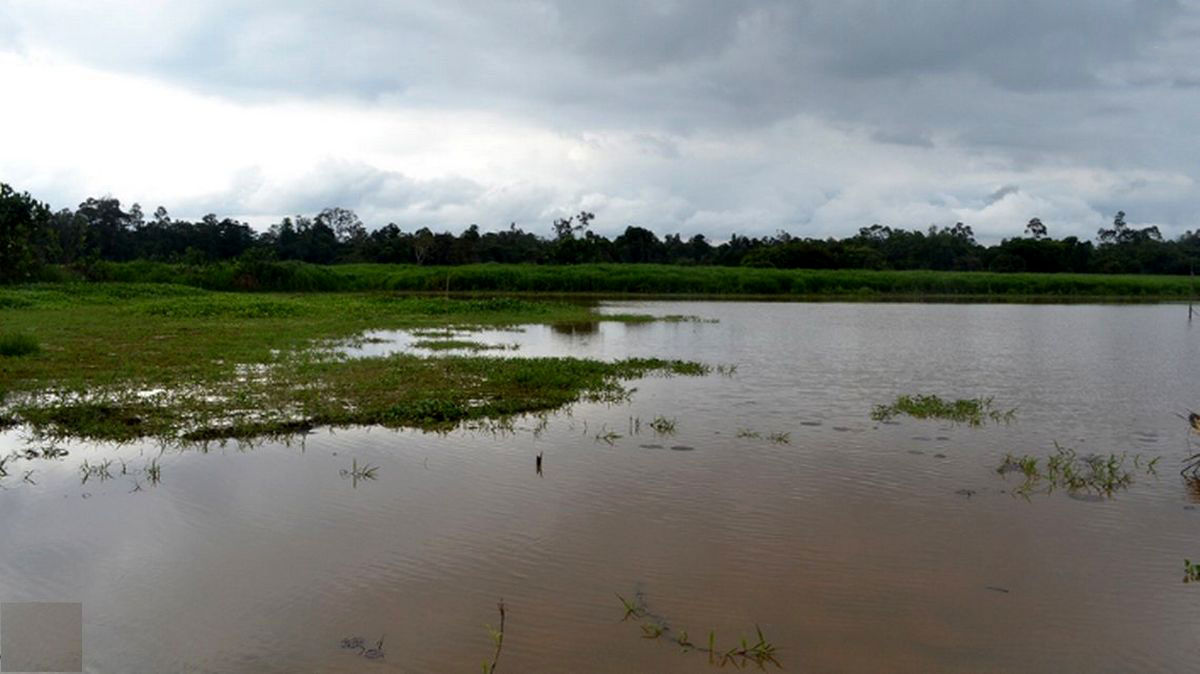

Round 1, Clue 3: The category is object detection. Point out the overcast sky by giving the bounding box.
[2,0,1198,242]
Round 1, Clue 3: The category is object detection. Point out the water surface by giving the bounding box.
[3,302,1199,672]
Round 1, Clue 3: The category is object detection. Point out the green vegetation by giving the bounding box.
[616,592,780,669]
[482,601,506,674]
[339,458,379,487]
[6,179,1200,279]
[0,333,40,357]
[872,394,1016,426]
[63,260,1200,298]
[649,416,677,434]
[0,284,708,443]
[997,443,1159,498]
[1184,560,1200,583]
[411,339,512,352]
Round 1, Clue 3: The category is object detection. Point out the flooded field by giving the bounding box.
[3,301,1200,672]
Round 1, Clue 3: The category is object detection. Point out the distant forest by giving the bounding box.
[3,181,1200,283]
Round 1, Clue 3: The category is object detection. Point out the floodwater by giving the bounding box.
[3,302,1200,672]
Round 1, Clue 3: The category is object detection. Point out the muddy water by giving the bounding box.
[2,302,1200,672]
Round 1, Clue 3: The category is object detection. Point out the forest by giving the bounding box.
[3,181,1199,284]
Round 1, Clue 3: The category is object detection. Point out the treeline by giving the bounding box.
[3,182,1200,283]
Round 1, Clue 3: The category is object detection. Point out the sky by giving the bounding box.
[1,0,1198,243]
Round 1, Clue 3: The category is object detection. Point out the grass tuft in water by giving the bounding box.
[997,442,1158,498]
[339,458,379,487]
[649,416,677,435]
[616,591,780,669]
[1185,560,1200,583]
[482,600,505,674]
[872,394,1015,426]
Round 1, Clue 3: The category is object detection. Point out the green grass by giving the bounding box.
[872,394,1016,426]
[67,260,1200,298]
[616,592,780,669]
[0,284,708,443]
[1184,560,1200,583]
[411,339,511,352]
[0,333,40,357]
[996,442,1159,498]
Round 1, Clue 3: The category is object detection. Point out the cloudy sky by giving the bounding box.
[2,0,1198,242]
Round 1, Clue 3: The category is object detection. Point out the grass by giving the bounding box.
[616,592,780,669]
[649,416,677,435]
[339,458,379,487]
[1185,560,1200,583]
[997,442,1159,498]
[78,260,1200,298]
[411,339,512,352]
[872,394,1016,426]
[482,600,505,674]
[0,333,40,357]
[0,284,710,443]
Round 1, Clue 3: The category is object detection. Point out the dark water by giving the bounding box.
[2,302,1200,672]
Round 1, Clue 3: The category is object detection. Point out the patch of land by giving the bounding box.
[0,284,707,443]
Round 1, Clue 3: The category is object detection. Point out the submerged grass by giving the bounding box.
[872,394,1016,426]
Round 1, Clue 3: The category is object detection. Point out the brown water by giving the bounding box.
[3,301,1200,672]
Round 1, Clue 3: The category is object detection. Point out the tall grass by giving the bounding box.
[0,333,40,357]
[54,261,1200,297]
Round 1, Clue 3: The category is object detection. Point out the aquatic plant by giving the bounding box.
[997,442,1158,498]
[649,416,677,435]
[482,600,505,674]
[339,634,385,660]
[339,458,379,486]
[79,458,113,484]
[715,364,738,377]
[615,592,780,669]
[412,339,510,352]
[872,394,1015,426]
[736,428,761,439]
[594,428,622,445]
[145,458,162,485]
[767,431,790,445]
[1185,560,1200,583]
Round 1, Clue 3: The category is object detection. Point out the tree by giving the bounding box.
[1098,211,1129,244]
[316,207,365,244]
[0,183,53,282]
[551,211,595,240]
[1024,217,1047,239]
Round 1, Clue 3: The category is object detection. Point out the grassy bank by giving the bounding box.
[0,284,706,442]
[72,260,1200,298]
